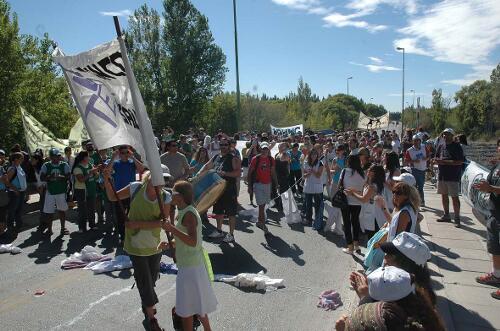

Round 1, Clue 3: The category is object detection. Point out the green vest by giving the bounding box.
[45,162,68,195]
[175,205,204,268]
[76,164,97,198]
[124,181,163,256]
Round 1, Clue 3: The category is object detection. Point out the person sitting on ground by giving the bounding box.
[350,232,435,306]
[336,266,446,331]
[160,181,217,331]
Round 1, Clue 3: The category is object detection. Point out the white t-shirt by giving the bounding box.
[391,139,401,153]
[303,160,324,194]
[407,145,427,171]
[341,168,365,205]
[388,205,416,241]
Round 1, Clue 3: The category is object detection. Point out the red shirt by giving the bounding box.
[250,155,274,184]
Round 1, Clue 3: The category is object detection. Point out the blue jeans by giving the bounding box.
[411,168,426,203]
[305,193,323,230]
[7,190,25,231]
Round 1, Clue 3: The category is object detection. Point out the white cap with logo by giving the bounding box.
[368,266,414,302]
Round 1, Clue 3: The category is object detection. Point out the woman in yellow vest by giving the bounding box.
[161,180,217,331]
[103,166,171,331]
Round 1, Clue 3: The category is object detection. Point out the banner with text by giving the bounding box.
[270,124,303,136]
[461,161,491,220]
[357,113,390,130]
[53,40,147,159]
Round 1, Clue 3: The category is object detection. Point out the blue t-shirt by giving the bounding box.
[289,150,302,171]
[112,159,136,190]
[333,157,346,183]
[190,159,204,176]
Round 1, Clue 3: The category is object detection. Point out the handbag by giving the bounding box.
[331,169,348,210]
[0,190,9,208]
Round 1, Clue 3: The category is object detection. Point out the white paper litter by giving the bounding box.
[84,255,132,274]
[61,246,111,269]
[281,189,301,224]
[215,271,285,291]
[324,203,344,235]
[0,244,22,254]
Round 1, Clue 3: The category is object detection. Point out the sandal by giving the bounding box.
[476,273,500,286]
[492,289,500,300]
[436,215,452,222]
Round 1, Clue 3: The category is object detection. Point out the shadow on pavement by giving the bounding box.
[438,296,497,330]
[260,233,305,266]
[209,242,267,275]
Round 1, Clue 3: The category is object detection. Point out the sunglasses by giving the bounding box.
[170,145,178,148]
[392,191,404,196]
[220,143,229,146]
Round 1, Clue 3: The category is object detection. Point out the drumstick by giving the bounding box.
[154,185,176,263]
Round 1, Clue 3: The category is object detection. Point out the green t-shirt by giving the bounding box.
[175,205,204,268]
[42,161,69,195]
[73,163,97,198]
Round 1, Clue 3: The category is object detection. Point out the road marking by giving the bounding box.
[51,286,132,330]
[126,282,176,321]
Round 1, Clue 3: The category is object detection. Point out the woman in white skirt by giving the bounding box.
[161,180,217,331]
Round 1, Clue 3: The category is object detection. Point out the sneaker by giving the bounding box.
[476,273,500,286]
[436,215,452,222]
[342,247,354,255]
[223,233,235,243]
[256,222,269,234]
[492,289,500,300]
[208,230,224,239]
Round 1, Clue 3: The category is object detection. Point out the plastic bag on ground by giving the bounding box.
[0,244,22,254]
[324,203,344,235]
[84,255,132,274]
[61,246,111,269]
[215,270,284,291]
[281,189,301,224]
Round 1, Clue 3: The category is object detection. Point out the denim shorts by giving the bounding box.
[487,215,500,255]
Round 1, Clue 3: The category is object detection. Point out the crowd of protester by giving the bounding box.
[1,125,499,330]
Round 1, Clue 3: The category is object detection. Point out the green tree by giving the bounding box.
[430,89,447,133]
[125,4,166,125]
[0,0,24,147]
[199,93,237,134]
[364,103,387,118]
[162,0,227,131]
[454,80,493,135]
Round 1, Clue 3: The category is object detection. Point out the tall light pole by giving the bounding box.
[232,0,241,132]
[396,47,405,138]
[347,76,353,96]
[410,89,415,108]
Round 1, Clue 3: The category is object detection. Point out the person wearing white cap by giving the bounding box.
[433,128,465,227]
[406,134,428,206]
[337,266,445,331]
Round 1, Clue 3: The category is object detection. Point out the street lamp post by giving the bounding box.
[396,47,405,138]
[347,76,353,96]
[232,0,241,132]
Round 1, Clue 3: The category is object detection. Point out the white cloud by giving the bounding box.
[271,0,320,11]
[99,9,132,17]
[368,56,383,64]
[350,61,400,72]
[395,0,500,65]
[323,12,387,32]
[346,0,419,16]
[441,64,495,86]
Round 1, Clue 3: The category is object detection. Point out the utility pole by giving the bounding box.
[232,0,241,132]
[396,47,405,138]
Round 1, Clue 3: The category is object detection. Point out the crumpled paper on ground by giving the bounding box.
[61,245,111,269]
[84,255,132,274]
[0,244,22,254]
[215,271,284,292]
[317,290,342,311]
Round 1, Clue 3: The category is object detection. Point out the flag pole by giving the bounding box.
[113,16,175,258]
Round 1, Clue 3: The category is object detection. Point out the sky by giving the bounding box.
[8,0,500,113]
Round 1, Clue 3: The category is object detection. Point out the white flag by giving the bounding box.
[53,39,164,185]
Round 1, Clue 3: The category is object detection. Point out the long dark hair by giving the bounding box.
[389,251,436,306]
[72,151,89,174]
[396,289,446,331]
[385,151,400,178]
[346,154,364,178]
[368,165,385,194]
[307,148,319,167]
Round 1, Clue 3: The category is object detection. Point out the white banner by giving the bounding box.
[270,124,303,137]
[68,117,89,149]
[357,113,390,129]
[20,107,68,155]
[461,161,491,220]
[53,39,163,185]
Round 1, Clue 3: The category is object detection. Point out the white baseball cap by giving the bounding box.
[260,142,270,149]
[161,164,172,179]
[368,266,414,302]
[392,172,416,186]
[442,128,455,135]
[380,232,431,267]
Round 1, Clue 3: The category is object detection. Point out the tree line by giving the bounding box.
[1,0,498,151]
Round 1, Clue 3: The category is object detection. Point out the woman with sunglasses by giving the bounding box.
[302,148,324,230]
[376,181,421,241]
[161,181,217,331]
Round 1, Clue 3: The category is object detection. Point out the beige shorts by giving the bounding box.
[437,180,460,197]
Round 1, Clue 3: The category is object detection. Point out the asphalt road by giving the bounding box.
[0,184,357,331]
